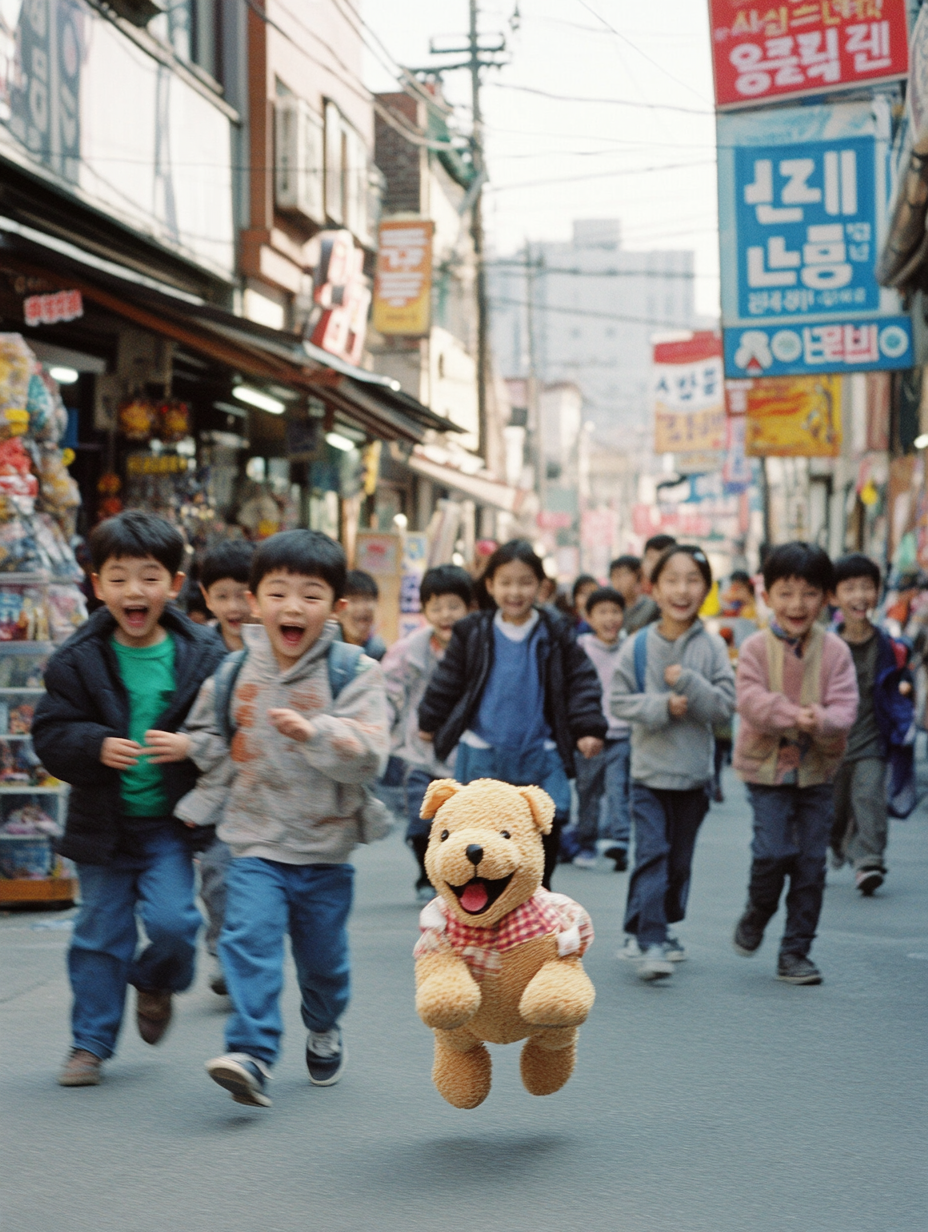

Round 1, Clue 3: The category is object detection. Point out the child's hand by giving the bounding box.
[899,681,913,696]
[796,705,817,733]
[576,736,604,759]
[668,694,688,718]
[418,730,434,743]
[664,664,683,687]
[268,708,315,743]
[100,737,143,769]
[143,730,191,763]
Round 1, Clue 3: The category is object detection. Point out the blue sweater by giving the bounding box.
[471,617,552,751]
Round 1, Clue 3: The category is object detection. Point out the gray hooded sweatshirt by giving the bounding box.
[183,620,389,864]
[610,619,735,791]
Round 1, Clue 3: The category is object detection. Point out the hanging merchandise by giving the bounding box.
[26,365,68,442]
[118,397,157,441]
[157,399,191,443]
[96,472,123,519]
[0,335,32,438]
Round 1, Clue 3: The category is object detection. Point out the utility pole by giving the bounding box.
[525,239,545,515]
[425,7,506,464]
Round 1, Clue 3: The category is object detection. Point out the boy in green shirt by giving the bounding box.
[33,512,226,1087]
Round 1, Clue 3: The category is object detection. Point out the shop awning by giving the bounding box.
[0,215,459,444]
[404,445,526,513]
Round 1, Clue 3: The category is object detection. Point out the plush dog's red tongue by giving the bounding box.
[460,881,489,913]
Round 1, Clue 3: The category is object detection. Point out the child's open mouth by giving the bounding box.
[448,873,513,915]
[122,605,149,630]
[279,624,306,648]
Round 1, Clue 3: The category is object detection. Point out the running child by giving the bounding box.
[732,542,858,985]
[381,564,473,902]
[337,568,386,660]
[575,587,631,871]
[32,511,226,1086]
[612,544,735,982]
[178,530,389,1107]
[830,552,913,897]
[418,539,607,889]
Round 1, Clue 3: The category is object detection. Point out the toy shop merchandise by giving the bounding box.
[414,777,595,1109]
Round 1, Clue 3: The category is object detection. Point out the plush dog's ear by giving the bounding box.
[420,778,461,819]
[516,785,555,834]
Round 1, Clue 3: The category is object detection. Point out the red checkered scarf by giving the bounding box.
[414,887,594,981]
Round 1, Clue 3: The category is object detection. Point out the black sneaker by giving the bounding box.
[777,953,823,985]
[856,869,884,896]
[733,910,766,956]
[306,1028,346,1086]
[206,1053,272,1106]
[603,845,628,872]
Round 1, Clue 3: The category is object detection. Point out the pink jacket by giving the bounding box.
[734,626,858,786]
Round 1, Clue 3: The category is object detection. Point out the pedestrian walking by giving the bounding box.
[417,539,607,889]
[336,569,387,660]
[32,512,226,1087]
[381,564,472,902]
[732,542,858,985]
[575,586,631,871]
[830,553,914,896]
[180,530,390,1108]
[611,544,735,982]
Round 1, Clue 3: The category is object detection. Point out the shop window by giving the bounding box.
[154,0,219,80]
[324,99,377,244]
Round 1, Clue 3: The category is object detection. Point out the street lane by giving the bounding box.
[1,770,925,1232]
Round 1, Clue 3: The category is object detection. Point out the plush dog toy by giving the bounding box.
[413,777,595,1109]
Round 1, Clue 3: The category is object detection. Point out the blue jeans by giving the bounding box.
[405,766,437,842]
[220,858,354,1066]
[575,737,631,850]
[623,783,710,948]
[454,742,570,890]
[745,783,833,957]
[69,825,201,1060]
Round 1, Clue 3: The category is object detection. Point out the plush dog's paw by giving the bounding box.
[416,973,481,1030]
[519,960,595,1028]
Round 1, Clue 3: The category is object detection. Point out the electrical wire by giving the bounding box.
[485,80,712,115]
[488,295,697,327]
[487,158,715,192]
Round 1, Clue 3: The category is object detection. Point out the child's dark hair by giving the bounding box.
[833,552,881,590]
[572,574,597,602]
[345,569,379,600]
[182,580,210,619]
[610,554,641,577]
[89,510,185,575]
[651,543,713,591]
[483,539,546,584]
[201,540,255,591]
[762,542,834,594]
[249,530,347,598]
[585,586,626,615]
[729,569,754,593]
[644,534,677,556]
[420,564,472,608]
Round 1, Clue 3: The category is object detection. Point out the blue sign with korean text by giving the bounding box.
[718,100,912,377]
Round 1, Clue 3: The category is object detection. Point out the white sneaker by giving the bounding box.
[572,852,598,870]
[637,944,674,981]
[618,935,642,960]
[664,933,687,962]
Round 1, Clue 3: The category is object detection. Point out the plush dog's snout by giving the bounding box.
[465,844,484,867]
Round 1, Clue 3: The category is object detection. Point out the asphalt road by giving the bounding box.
[1,768,925,1232]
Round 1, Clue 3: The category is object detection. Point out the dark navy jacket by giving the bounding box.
[872,628,915,754]
[417,607,607,778]
[32,606,226,864]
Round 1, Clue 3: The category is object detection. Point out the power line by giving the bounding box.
[489,296,696,327]
[486,80,713,115]
[574,0,713,107]
[488,260,698,279]
[487,158,715,192]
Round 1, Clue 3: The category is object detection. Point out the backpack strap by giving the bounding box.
[633,628,648,692]
[327,640,364,701]
[213,648,248,744]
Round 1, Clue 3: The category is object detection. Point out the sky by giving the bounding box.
[360,0,721,320]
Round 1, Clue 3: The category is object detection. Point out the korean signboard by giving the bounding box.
[372,219,434,337]
[709,0,910,110]
[728,374,843,456]
[652,332,726,454]
[718,99,913,378]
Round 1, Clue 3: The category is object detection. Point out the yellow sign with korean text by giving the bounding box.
[740,375,842,457]
[652,333,726,455]
[372,219,433,336]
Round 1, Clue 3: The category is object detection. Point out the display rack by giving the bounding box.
[0,587,74,907]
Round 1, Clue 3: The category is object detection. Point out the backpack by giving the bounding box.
[213,640,364,743]
[633,628,648,692]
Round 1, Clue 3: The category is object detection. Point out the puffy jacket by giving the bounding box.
[417,607,607,778]
[32,606,227,864]
[872,628,915,753]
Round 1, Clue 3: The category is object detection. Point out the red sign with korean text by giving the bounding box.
[709,1,910,110]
